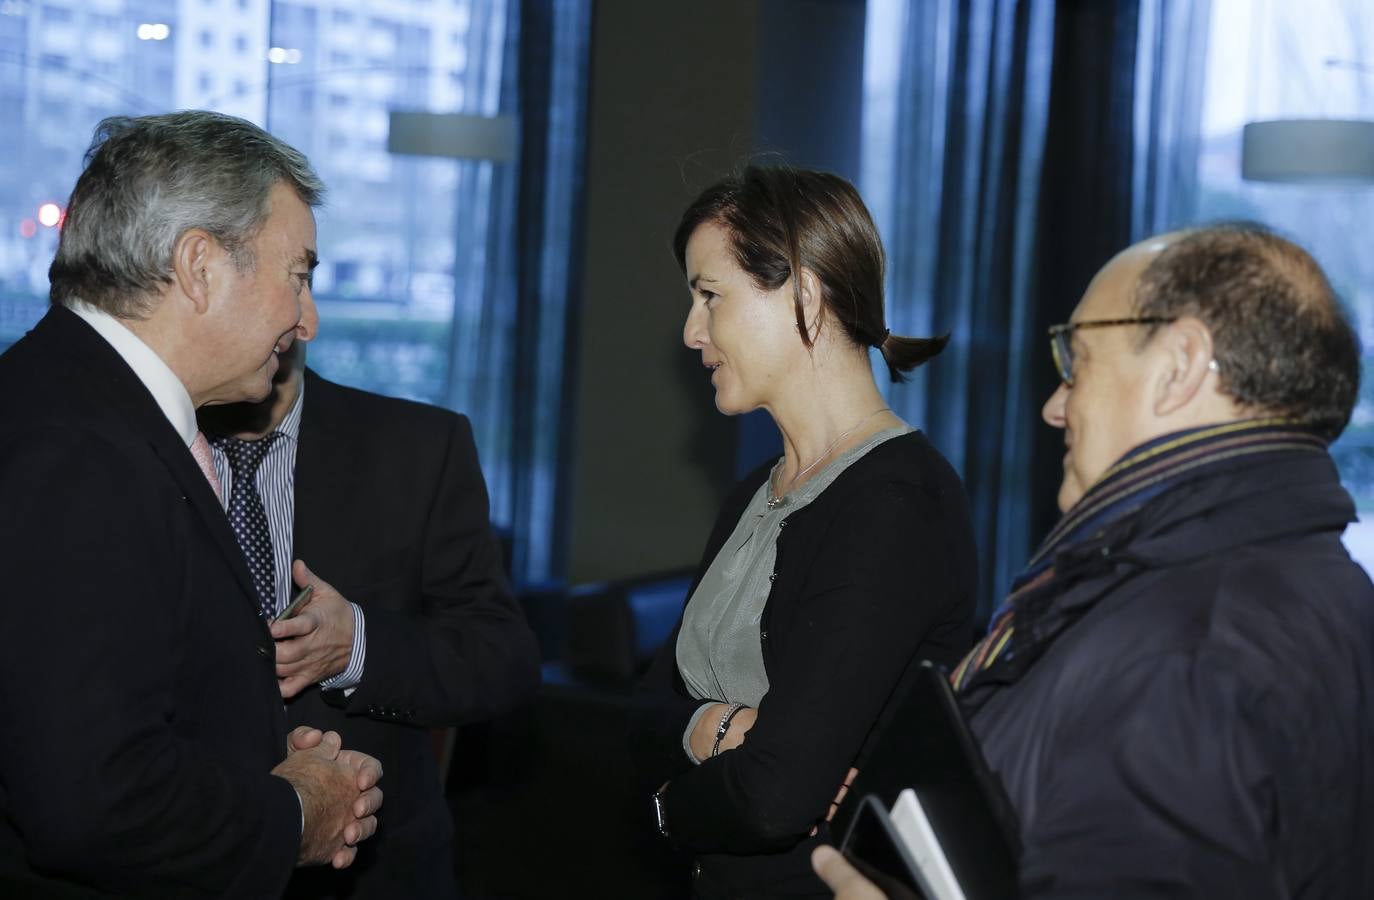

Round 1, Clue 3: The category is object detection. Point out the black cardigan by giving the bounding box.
[629,430,978,896]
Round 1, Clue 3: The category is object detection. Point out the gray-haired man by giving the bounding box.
[0,111,383,899]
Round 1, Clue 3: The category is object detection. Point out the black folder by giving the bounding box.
[833,660,1021,899]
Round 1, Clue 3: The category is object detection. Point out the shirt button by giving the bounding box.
[768,573,776,582]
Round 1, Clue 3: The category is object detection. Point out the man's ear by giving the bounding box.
[1153,316,1216,416]
[797,267,825,342]
[171,229,217,314]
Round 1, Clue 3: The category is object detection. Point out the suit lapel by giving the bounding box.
[43,307,269,627]
[148,434,265,616]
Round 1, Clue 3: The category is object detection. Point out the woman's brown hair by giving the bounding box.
[673,164,946,382]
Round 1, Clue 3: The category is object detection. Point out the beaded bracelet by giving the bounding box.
[710,702,747,758]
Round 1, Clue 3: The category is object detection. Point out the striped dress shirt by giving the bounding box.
[211,382,367,691]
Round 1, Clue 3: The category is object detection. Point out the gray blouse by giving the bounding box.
[675,425,912,762]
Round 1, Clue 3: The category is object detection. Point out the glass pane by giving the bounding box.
[0,0,523,541]
[0,2,503,414]
[265,1,491,406]
[1195,0,1374,568]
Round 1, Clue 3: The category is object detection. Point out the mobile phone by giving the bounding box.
[275,584,314,621]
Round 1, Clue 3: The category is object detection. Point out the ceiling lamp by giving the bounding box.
[1242,119,1374,183]
[1242,118,1374,184]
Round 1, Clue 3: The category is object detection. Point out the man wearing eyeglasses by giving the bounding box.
[944,223,1374,898]
[814,224,1374,900]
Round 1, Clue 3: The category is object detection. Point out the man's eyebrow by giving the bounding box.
[688,273,718,291]
[295,249,319,270]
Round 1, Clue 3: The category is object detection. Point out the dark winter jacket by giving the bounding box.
[963,445,1374,899]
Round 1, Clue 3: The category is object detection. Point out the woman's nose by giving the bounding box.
[683,304,709,350]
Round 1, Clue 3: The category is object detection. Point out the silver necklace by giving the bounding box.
[766,407,891,510]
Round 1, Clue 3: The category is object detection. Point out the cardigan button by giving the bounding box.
[768,573,776,582]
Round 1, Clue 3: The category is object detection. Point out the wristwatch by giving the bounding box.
[652,784,670,837]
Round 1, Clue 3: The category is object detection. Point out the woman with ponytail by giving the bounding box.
[630,165,978,898]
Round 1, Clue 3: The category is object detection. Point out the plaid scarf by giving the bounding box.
[950,418,1327,691]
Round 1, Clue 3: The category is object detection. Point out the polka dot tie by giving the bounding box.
[213,433,281,619]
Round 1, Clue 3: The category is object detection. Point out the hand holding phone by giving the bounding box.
[841,794,928,900]
[275,584,314,622]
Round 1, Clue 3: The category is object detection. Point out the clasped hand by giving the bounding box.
[273,726,384,869]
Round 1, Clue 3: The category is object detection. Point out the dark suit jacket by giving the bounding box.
[0,306,300,899]
[281,369,540,900]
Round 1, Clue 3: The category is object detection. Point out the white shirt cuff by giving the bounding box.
[319,603,366,692]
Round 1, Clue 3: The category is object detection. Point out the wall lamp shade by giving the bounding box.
[387,110,516,162]
[1242,119,1374,183]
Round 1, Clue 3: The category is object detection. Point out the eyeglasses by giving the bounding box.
[1047,317,1176,386]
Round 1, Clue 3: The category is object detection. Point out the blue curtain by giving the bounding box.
[444,0,592,586]
[1131,0,1213,238]
[1025,0,1214,544]
[866,0,1214,618]
[863,0,1056,618]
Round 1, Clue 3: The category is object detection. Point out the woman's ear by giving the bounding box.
[797,267,825,342]
[1152,316,1216,417]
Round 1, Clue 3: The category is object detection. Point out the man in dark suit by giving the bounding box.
[198,295,541,897]
[0,111,384,898]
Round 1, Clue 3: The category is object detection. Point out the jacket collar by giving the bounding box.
[962,445,1354,701]
[39,306,270,626]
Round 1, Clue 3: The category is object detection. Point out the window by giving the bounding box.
[0,0,584,584]
[1192,0,1374,569]
[0,2,497,428]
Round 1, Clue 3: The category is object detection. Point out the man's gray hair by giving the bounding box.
[49,110,325,318]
